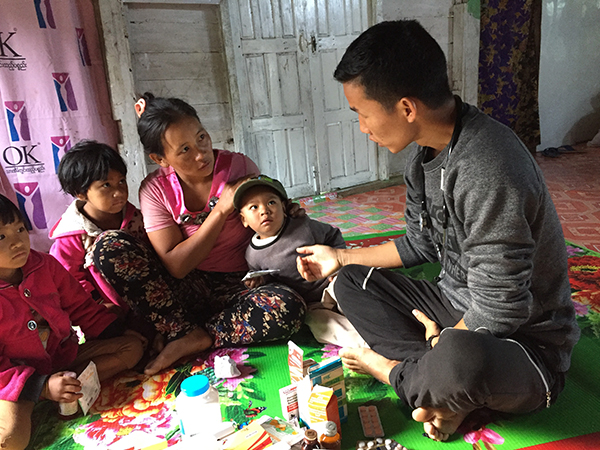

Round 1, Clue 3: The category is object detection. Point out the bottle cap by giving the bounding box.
[305,429,318,441]
[181,374,210,397]
[324,421,338,436]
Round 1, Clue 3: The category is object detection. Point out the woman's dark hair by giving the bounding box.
[57,140,127,197]
[334,20,453,111]
[137,92,201,157]
[0,194,25,226]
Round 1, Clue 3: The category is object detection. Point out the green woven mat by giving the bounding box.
[26,239,600,449]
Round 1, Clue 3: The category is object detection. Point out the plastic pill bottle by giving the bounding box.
[175,374,221,440]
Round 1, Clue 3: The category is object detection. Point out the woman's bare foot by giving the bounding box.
[412,406,468,442]
[339,347,400,385]
[144,328,212,376]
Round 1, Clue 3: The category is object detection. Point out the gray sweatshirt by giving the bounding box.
[395,104,580,373]
[246,216,346,303]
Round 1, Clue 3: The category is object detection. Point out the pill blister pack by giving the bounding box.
[358,405,384,438]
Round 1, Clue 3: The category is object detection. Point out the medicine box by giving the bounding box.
[307,357,348,423]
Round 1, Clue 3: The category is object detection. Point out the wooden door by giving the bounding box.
[307,0,378,192]
[223,0,375,198]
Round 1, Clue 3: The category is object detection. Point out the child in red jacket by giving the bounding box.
[0,195,144,450]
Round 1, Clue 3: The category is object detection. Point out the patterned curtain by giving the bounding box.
[478,0,542,153]
[0,0,118,251]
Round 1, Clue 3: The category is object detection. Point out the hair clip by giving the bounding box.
[134,99,146,118]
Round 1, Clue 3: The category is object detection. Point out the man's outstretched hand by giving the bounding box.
[296,245,341,281]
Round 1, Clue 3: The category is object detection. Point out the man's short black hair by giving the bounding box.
[334,20,453,110]
[57,140,127,197]
[0,194,25,226]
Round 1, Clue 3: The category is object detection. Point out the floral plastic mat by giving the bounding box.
[27,239,600,450]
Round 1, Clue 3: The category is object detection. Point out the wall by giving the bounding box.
[111,0,474,190]
[381,0,454,177]
[538,0,600,149]
[125,3,234,151]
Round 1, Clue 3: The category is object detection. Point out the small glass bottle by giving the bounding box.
[319,421,342,450]
[302,428,321,449]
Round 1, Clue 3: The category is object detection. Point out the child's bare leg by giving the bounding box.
[73,335,145,381]
[144,328,212,376]
[0,399,34,450]
[412,406,468,442]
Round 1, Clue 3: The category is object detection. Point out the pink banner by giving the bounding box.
[0,0,118,251]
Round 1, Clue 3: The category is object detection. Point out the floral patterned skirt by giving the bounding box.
[92,230,306,347]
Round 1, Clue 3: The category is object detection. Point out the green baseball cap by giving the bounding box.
[234,175,288,210]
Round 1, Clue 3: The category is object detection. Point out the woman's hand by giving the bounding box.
[296,245,341,281]
[42,372,82,403]
[215,175,255,215]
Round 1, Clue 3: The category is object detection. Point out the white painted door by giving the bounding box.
[224,0,376,198]
[307,0,378,192]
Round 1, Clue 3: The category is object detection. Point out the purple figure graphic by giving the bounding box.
[52,73,78,112]
[51,136,71,173]
[76,28,92,66]
[34,0,56,29]
[4,101,31,142]
[13,182,47,231]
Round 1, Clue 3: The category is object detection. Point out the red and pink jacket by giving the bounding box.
[0,250,118,402]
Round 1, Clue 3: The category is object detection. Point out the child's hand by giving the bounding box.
[42,372,83,403]
[244,275,264,289]
[286,200,306,218]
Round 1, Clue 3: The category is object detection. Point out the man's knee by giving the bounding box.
[334,265,372,303]
[411,330,547,412]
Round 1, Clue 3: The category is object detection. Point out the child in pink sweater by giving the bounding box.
[49,140,147,313]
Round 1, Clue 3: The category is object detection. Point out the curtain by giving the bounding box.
[0,0,118,251]
[478,0,542,154]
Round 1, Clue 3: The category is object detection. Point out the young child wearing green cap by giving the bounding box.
[234,175,367,347]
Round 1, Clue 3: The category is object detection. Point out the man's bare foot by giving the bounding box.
[412,406,468,442]
[339,347,399,385]
[144,328,212,376]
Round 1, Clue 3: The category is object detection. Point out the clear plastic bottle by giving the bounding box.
[176,374,222,440]
[302,429,321,449]
[319,421,342,450]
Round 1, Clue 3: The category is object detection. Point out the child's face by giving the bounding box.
[239,187,286,239]
[0,218,30,280]
[77,169,128,217]
[151,116,215,182]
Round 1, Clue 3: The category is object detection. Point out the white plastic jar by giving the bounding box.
[176,374,222,440]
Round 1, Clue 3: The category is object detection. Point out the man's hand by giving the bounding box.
[296,245,341,281]
[412,309,442,349]
[42,372,83,403]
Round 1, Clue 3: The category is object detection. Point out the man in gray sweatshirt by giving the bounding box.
[297,20,580,442]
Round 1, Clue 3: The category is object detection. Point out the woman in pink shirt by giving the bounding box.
[93,93,305,375]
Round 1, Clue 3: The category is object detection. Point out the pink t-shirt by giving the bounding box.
[139,149,259,272]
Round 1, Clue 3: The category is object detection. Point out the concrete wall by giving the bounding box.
[538,0,600,149]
